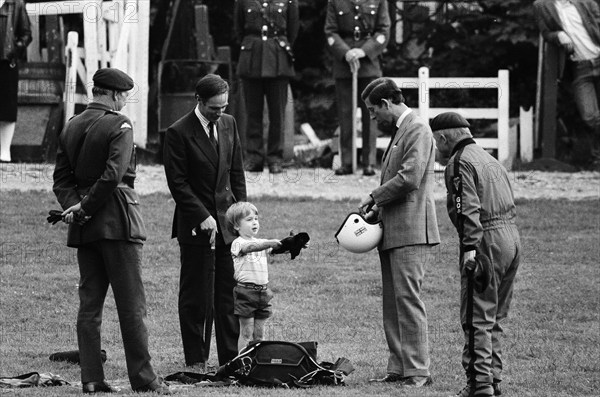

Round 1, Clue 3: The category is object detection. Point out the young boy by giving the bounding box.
[225,202,282,352]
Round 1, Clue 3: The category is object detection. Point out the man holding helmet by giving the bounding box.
[358,77,440,387]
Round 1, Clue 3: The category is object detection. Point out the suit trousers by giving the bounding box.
[178,242,239,366]
[379,244,434,377]
[242,77,288,166]
[461,224,521,384]
[76,240,156,389]
[335,77,378,168]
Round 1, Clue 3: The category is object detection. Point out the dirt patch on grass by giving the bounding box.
[0,163,598,201]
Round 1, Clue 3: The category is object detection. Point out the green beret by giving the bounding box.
[93,68,134,91]
[430,112,470,132]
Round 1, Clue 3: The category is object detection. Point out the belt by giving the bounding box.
[237,282,268,291]
[341,31,372,41]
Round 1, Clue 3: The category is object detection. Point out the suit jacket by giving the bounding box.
[371,111,440,251]
[53,103,146,247]
[534,0,600,76]
[324,0,390,79]
[163,111,247,246]
[234,0,299,78]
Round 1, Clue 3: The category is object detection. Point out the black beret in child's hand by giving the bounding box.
[271,231,310,260]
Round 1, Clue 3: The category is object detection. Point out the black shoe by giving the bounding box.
[268,163,283,174]
[245,163,263,172]
[368,373,404,383]
[400,375,433,387]
[493,381,502,396]
[133,378,171,395]
[363,165,376,176]
[455,383,494,397]
[82,380,117,394]
[335,165,353,175]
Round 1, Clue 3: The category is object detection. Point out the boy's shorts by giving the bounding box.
[233,283,273,319]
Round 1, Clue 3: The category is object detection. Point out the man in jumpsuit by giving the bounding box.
[234,0,299,173]
[430,112,521,397]
[325,0,390,176]
[53,68,170,394]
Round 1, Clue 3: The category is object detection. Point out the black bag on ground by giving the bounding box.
[215,341,353,387]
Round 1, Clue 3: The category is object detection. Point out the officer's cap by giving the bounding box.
[430,112,470,132]
[93,68,134,91]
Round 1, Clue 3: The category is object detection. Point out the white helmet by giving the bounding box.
[335,212,383,253]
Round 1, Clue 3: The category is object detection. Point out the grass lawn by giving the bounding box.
[0,191,598,396]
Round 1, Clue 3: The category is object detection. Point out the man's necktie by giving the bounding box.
[207,122,218,151]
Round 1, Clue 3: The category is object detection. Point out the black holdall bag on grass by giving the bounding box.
[215,341,354,388]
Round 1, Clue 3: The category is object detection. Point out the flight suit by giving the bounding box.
[325,0,390,171]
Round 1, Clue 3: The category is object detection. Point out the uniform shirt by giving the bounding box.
[555,0,600,60]
[444,140,517,252]
[231,236,271,285]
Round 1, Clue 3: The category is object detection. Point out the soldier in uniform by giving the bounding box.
[234,0,299,174]
[53,68,170,395]
[325,0,390,176]
[430,112,521,397]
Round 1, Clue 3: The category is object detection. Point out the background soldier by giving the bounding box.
[52,68,170,394]
[234,0,299,174]
[325,0,390,176]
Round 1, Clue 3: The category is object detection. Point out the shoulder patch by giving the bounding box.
[376,34,386,44]
[121,122,132,129]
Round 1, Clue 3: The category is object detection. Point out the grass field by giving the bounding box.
[0,191,598,396]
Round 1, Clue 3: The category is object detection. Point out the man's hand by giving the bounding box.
[358,195,379,222]
[61,202,90,226]
[557,31,575,54]
[344,49,363,74]
[462,250,477,271]
[199,216,218,250]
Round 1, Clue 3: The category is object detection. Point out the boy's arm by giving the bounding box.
[238,239,282,255]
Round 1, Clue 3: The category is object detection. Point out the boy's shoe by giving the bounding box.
[400,375,432,387]
[455,383,494,397]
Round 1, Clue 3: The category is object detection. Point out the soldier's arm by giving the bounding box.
[324,0,352,60]
[457,159,483,253]
[361,0,390,60]
[287,0,299,45]
[52,127,81,210]
[80,118,133,215]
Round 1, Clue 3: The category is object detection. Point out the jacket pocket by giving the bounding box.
[122,190,147,240]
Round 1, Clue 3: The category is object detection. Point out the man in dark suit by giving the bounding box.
[163,74,247,368]
[53,68,170,394]
[359,78,440,388]
[325,0,390,176]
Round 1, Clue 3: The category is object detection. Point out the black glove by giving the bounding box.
[47,210,64,225]
[271,232,310,260]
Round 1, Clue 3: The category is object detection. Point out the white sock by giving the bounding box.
[0,121,16,162]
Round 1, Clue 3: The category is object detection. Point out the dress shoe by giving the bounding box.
[400,375,432,387]
[334,165,353,175]
[82,380,117,394]
[363,165,376,176]
[268,163,283,174]
[493,381,502,396]
[368,373,404,383]
[455,383,494,397]
[245,163,263,172]
[133,378,172,395]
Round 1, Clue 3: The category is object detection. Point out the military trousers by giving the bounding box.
[335,77,378,168]
[460,224,521,385]
[379,244,435,377]
[242,77,288,167]
[76,240,156,389]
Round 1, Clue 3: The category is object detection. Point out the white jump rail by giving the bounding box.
[356,67,512,166]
